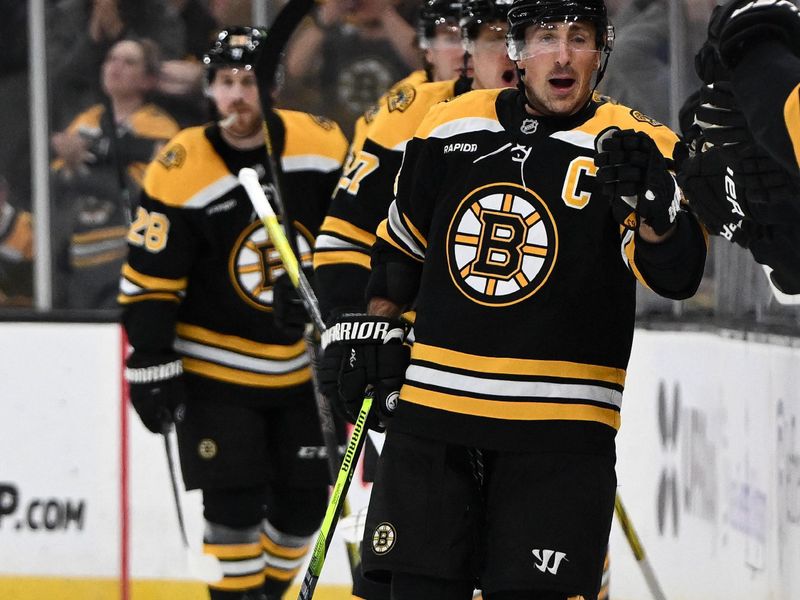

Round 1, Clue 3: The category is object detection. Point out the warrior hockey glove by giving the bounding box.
[272,267,315,338]
[319,314,409,432]
[708,0,800,69]
[595,128,681,235]
[125,351,186,434]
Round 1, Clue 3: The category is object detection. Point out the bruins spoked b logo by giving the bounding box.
[229,220,312,311]
[446,183,558,306]
[371,522,397,555]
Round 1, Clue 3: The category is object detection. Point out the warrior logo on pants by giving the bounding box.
[446,182,558,307]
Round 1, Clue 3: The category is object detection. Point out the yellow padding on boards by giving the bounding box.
[0,577,352,599]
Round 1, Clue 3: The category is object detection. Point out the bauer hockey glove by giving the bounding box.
[679,144,800,244]
[124,351,186,434]
[595,128,681,235]
[272,267,314,338]
[319,314,409,431]
[707,0,800,69]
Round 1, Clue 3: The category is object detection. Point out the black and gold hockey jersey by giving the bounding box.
[314,72,469,318]
[732,39,800,174]
[119,110,347,397]
[52,103,180,308]
[372,88,707,453]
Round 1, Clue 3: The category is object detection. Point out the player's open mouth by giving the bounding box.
[501,69,516,84]
[549,77,576,92]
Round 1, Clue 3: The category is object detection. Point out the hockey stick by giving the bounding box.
[239,167,361,571]
[298,393,374,600]
[161,423,221,582]
[614,494,668,600]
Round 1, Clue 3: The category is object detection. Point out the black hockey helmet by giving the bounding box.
[461,0,516,40]
[506,0,613,52]
[418,0,463,44]
[203,26,267,82]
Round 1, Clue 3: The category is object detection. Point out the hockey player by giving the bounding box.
[315,0,517,320]
[322,1,707,598]
[118,27,348,600]
[702,0,800,174]
[677,0,800,295]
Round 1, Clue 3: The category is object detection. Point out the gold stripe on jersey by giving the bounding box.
[277,109,348,171]
[182,357,311,388]
[70,246,127,269]
[619,228,650,291]
[411,342,626,385]
[261,535,309,560]
[319,216,376,247]
[387,202,426,256]
[784,82,800,170]
[401,385,621,429]
[175,322,307,359]
[415,88,505,141]
[145,127,238,208]
[313,250,371,269]
[368,79,457,151]
[120,264,188,291]
[376,218,420,261]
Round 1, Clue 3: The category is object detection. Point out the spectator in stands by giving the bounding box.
[47,0,186,130]
[50,38,180,310]
[283,0,421,136]
[0,176,34,306]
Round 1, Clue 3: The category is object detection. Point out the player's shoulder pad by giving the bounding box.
[368,79,457,151]
[276,109,348,174]
[415,88,505,141]
[129,103,181,140]
[580,101,679,160]
[143,126,233,208]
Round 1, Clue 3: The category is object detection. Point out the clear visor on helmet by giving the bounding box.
[507,17,601,61]
[464,23,509,55]
[419,18,462,50]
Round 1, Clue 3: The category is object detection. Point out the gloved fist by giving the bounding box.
[679,144,800,245]
[272,267,314,337]
[708,0,800,69]
[319,314,409,432]
[595,128,681,235]
[678,146,750,245]
[125,351,186,434]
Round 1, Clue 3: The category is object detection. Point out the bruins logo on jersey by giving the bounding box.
[446,182,558,307]
[229,220,312,311]
[630,109,662,127]
[157,144,186,170]
[387,84,416,113]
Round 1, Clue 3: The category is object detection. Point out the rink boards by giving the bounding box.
[0,322,798,600]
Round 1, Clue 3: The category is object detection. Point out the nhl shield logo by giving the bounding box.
[520,118,539,134]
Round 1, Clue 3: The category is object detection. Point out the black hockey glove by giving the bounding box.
[319,313,409,432]
[678,146,750,245]
[693,82,751,147]
[595,128,681,235]
[125,351,186,434]
[679,144,800,244]
[708,0,800,69]
[272,267,314,338]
